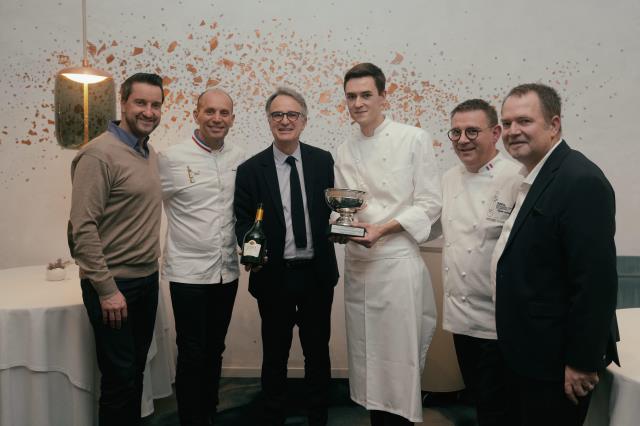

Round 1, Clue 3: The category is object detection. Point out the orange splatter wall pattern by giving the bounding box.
[0,15,620,188]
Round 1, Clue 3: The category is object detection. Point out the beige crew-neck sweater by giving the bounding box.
[68,131,161,298]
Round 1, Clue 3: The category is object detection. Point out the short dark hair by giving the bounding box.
[120,73,164,103]
[450,99,499,127]
[343,63,386,94]
[503,83,561,125]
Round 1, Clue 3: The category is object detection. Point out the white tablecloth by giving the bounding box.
[585,308,640,426]
[0,265,175,426]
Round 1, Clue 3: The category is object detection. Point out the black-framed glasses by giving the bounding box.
[447,127,490,142]
[270,111,304,122]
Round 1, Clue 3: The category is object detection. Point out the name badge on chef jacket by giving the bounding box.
[486,193,513,223]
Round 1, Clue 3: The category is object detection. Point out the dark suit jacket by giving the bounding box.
[234,142,339,298]
[496,140,619,381]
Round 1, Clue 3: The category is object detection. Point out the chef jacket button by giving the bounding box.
[473,223,478,229]
[385,133,390,136]
[462,296,467,302]
[467,248,472,253]
[382,157,387,161]
[461,272,467,277]
[446,242,451,247]
[481,200,486,204]
[382,181,386,185]
[444,267,449,272]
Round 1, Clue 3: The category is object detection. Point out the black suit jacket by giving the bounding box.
[496,141,619,381]
[234,142,339,298]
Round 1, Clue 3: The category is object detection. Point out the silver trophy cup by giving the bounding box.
[325,188,367,237]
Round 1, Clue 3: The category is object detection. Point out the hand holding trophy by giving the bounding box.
[325,188,367,238]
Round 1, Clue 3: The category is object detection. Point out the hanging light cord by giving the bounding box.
[81,0,88,67]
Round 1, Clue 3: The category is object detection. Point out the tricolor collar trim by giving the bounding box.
[192,130,224,153]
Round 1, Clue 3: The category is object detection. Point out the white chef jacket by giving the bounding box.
[157,132,246,284]
[441,152,523,339]
[334,118,441,422]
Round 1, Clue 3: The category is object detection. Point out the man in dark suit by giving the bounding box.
[234,87,339,426]
[491,83,619,425]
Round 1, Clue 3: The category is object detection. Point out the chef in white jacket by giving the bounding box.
[440,99,523,425]
[334,63,441,425]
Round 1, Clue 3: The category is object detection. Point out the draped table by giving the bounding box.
[585,308,640,426]
[0,265,175,426]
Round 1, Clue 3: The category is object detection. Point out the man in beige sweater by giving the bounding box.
[68,73,164,426]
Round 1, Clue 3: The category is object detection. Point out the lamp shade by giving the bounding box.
[59,65,112,84]
[54,71,116,149]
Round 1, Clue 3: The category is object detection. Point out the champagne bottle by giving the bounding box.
[241,203,267,266]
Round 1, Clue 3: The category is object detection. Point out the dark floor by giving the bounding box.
[142,378,477,426]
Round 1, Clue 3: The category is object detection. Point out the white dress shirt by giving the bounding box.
[490,139,563,298]
[157,131,246,284]
[272,143,314,260]
[441,152,523,339]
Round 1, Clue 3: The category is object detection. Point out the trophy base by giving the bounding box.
[329,223,366,237]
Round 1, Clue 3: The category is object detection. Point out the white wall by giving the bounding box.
[1,0,639,374]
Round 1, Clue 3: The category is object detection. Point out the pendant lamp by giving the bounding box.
[54,0,115,149]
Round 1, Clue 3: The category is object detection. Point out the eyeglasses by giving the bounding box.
[270,111,304,122]
[447,127,490,142]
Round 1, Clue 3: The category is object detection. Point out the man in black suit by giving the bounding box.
[491,83,619,425]
[234,87,339,426]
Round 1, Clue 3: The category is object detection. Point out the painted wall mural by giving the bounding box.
[3,16,463,159]
[0,0,639,267]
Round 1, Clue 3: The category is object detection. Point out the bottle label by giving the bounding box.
[243,240,262,257]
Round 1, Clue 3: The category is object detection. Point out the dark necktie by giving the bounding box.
[285,156,307,249]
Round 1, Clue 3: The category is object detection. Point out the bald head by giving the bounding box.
[193,88,235,149]
[196,88,234,112]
